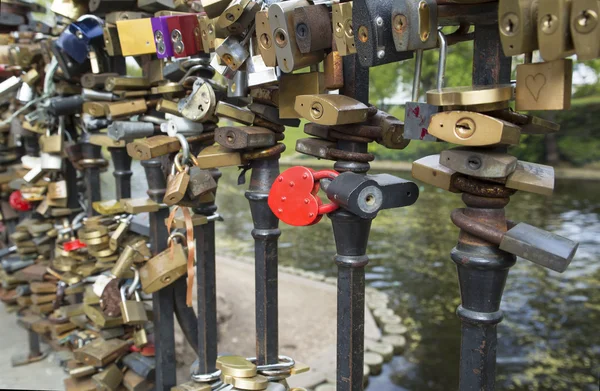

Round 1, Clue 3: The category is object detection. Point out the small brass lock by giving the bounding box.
[139,240,187,294]
[119,283,148,325]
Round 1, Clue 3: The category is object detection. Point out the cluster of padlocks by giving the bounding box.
[0,0,595,390]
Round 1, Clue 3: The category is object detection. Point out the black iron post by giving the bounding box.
[192,168,221,375]
[108,146,132,200]
[451,23,513,391]
[142,157,177,391]
[246,157,280,365]
[80,139,103,217]
[332,55,371,391]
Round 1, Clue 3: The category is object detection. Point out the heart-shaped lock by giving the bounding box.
[268,166,340,226]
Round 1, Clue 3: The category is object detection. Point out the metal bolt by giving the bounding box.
[377,50,385,59]
[375,16,383,27]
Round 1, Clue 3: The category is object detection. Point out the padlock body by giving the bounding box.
[139,242,187,294]
[120,300,148,325]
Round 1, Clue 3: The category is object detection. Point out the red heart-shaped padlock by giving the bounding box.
[268,166,321,226]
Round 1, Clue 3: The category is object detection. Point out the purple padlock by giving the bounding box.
[151,16,174,59]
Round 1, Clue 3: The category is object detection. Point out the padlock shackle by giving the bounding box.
[312,170,339,181]
[450,208,503,246]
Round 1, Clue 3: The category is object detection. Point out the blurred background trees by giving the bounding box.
[367,37,600,168]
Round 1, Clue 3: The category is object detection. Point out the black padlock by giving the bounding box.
[48,95,85,116]
[51,41,90,80]
[122,352,156,380]
[326,172,419,219]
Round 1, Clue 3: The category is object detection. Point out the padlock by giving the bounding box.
[120,283,148,325]
[268,166,340,226]
[452,209,577,273]
[279,72,324,119]
[116,18,157,56]
[40,127,64,154]
[105,77,150,91]
[295,94,369,126]
[110,217,133,251]
[57,17,104,64]
[166,14,201,58]
[73,338,129,367]
[499,0,540,56]
[122,198,160,214]
[216,35,249,71]
[164,161,191,205]
[391,0,438,52]
[215,126,277,150]
[108,121,155,142]
[139,239,187,294]
[198,15,218,53]
[426,84,514,107]
[570,0,600,60]
[324,50,344,91]
[123,369,152,391]
[428,111,521,146]
[215,102,255,125]
[122,352,156,380]
[293,4,332,54]
[295,137,336,160]
[353,0,415,67]
[256,9,277,67]
[92,363,123,391]
[195,145,244,169]
[51,0,88,19]
[107,99,148,120]
[538,0,576,61]
[325,172,419,219]
[105,23,123,56]
[178,80,216,122]
[132,327,149,348]
[505,160,555,196]
[486,110,561,135]
[47,180,68,207]
[411,154,461,193]
[81,72,119,89]
[40,152,64,171]
[332,2,356,56]
[172,381,211,391]
[515,59,573,111]
[404,31,446,141]
[440,147,518,178]
[151,16,174,58]
[48,95,85,116]
[127,135,187,160]
[227,70,249,98]
[268,0,325,73]
[250,102,300,127]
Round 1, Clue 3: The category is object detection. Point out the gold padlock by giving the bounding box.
[279,72,324,119]
[332,2,357,56]
[570,0,600,60]
[196,145,244,169]
[428,111,521,146]
[92,363,123,391]
[47,180,68,208]
[116,19,157,56]
[412,154,461,193]
[294,94,369,125]
[515,59,573,111]
[73,338,129,367]
[538,0,576,61]
[139,240,187,294]
[499,0,540,56]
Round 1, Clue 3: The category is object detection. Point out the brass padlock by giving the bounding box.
[139,239,187,294]
[215,126,277,150]
[92,363,123,391]
[122,198,160,214]
[279,72,324,119]
[428,111,521,146]
[515,59,573,111]
[295,94,369,125]
[499,0,540,56]
[120,284,148,325]
[196,145,244,169]
[538,0,576,61]
[332,2,356,56]
[84,304,123,329]
[116,19,157,56]
[570,0,600,60]
[40,127,64,154]
[505,161,555,196]
[164,163,190,206]
[412,154,461,193]
[47,180,68,208]
[133,327,149,348]
[73,338,129,367]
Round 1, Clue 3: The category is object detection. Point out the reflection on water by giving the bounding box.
[214,167,600,391]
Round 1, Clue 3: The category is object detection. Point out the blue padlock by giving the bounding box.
[57,18,104,64]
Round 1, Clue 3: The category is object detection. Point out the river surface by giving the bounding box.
[210,166,600,391]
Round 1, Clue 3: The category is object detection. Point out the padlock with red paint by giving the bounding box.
[268,166,339,226]
[165,15,202,58]
[9,190,32,212]
[64,239,87,252]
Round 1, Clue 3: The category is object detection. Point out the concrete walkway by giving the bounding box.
[0,257,379,390]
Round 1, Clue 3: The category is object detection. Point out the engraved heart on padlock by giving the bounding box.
[268,166,322,226]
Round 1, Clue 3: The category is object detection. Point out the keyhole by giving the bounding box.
[454,118,476,139]
[575,9,598,33]
[260,33,271,48]
[365,194,375,206]
[310,102,324,119]
[467,157,482,170]
[541,14,558,34]
[226,13,235,21]
[296,23,308,38]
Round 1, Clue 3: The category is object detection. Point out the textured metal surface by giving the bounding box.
[246,157,281,366]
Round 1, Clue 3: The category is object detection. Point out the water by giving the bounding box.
[212,167,600,391]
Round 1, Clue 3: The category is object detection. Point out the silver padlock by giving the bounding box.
[392,0,438,52]
[404,30,446,141]
[216,35,250,72]
[177,80,217,122]
[228,70,249,98]
[108,121,155,141]
[500,223,578,273]
[40,152,63,171]
[160,114,205,137]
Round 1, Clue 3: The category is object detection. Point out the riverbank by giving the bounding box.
[281,154,600,181]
